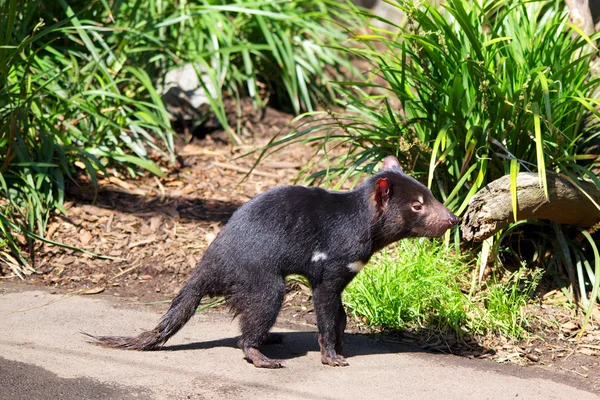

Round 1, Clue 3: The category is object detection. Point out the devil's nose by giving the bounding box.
[448,214,458,227]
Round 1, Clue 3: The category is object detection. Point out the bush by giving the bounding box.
[0,0,175,276]
[477,268,542,339]
[281,0,600,205]
[90,0,360,132]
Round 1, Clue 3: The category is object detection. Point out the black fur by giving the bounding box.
[86,156,457,368]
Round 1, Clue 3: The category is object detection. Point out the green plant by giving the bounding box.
[474,267,542,339]
[272,0,600,199]
[343,240,540,340]
[491,221,600,333]
[107,0,360,137]
[343,240,471,334]
[0,0,175,276]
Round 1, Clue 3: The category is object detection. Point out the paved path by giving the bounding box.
[1,284,598,399]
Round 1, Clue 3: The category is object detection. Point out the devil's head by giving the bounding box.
[371,156,458,243]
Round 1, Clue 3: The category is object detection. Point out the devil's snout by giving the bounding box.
[448,213,458,227]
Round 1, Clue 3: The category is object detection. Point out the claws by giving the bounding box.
[321,354,349,367]
[318,333,349,367]
[243,347,284,369]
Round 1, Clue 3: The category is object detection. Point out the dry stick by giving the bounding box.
[578,344,600,350]
[109,263,142,282]
[560,365,588,378]
[212,161,279,179]
[128,236,157,249]
[153,176,166,202]
[10,284,110,314]
[178,148,223,157]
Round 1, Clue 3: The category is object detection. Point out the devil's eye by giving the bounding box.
[412,202,423,212]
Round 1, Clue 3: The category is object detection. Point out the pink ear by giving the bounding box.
[383,156,403,172]
[375,177,390,209]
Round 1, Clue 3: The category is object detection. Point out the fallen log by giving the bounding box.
[565,0,595,36]
[460,172,600,242]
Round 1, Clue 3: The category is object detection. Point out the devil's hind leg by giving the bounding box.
[233,275,286,368]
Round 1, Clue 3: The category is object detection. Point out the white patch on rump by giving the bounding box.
[347,261,365,273]
[312,251,328,262]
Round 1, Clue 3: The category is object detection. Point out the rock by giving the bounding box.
[159,63,217,121]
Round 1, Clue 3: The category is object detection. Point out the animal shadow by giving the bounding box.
[160,331,432,362]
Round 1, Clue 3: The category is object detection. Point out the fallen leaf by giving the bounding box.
[150,216,162,232]
[545,295,569,304]
[165,180,184,187]
[579,347,597,356]
[91,273,106,284]
[80,286,105,295]
[80,230,93,245]
[128,235,157,249]
[561,321,579,332]
[188,254,198,268]
[180,144,221,156]
[108,176,132,190]
[45,222,60,240]
[81,214,100,223]
[542,289,560,299]
[81,205,113,217]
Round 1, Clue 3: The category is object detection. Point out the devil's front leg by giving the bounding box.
[335,298,347,355]
[312,282,349,367]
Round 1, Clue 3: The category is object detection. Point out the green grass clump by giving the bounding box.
[344,240,470,334]
[344,240,541,340]
[1,0,175,276]
[94,0,361,133]
[475,269,542,339]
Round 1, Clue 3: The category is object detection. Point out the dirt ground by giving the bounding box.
[2,100,600,390]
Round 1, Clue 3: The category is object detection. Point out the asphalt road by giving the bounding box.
[1,284,598,400]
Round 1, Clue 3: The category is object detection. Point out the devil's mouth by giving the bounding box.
[412,225,452,238]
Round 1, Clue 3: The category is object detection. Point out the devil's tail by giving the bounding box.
[84,269,207,350]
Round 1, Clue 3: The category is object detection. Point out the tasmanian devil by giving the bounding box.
[86,156,458,368]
